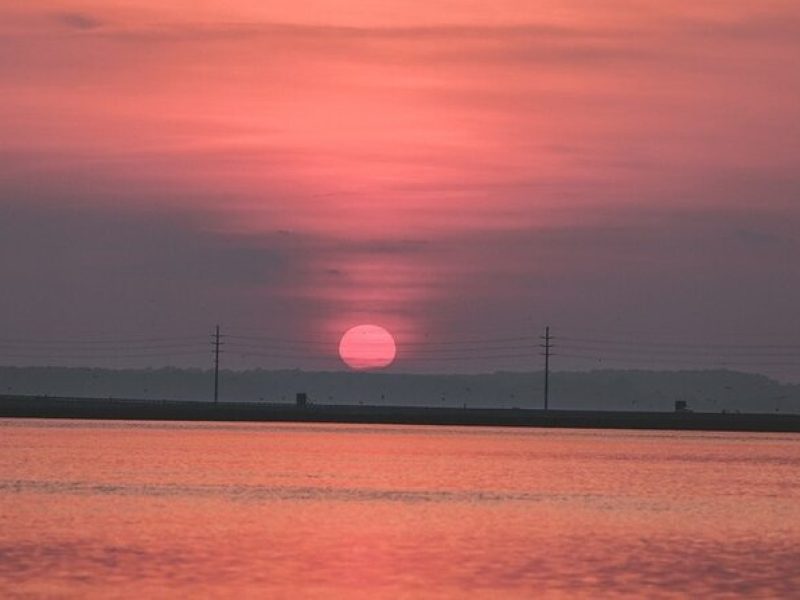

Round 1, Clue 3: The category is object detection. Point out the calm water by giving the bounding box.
[1,419,798,598]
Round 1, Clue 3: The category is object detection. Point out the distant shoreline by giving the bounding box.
[1,395,799,433]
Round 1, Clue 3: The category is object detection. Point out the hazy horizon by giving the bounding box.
[2,364,798,415]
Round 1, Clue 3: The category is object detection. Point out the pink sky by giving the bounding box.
[1,1,799,376]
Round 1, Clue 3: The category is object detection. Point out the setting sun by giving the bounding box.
[338,324,397,370]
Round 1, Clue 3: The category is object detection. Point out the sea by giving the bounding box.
[1,419,798,598]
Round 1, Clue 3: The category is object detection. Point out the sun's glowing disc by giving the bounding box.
[338,324,397,370]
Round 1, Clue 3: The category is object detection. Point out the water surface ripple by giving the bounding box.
[1,419,798,598]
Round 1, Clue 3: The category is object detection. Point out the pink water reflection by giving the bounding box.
[1,420,798,597]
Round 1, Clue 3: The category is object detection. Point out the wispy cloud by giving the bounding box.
[52,12,103,31]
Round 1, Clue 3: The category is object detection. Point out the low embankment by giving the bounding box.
[1,395,799,432]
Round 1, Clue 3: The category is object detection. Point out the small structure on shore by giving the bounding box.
[296,392,308,408]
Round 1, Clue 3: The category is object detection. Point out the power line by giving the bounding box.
[0,326,795,383]
[227,348,539,362]
[558,336,800,350]
[224,341,541,358]
[556,324,800,340]
[0,344,210,355]
[556,353,798,368]
[0,350,210,360]
[557,345,800,359]
[224,332,542,347]
[0,336,207,346]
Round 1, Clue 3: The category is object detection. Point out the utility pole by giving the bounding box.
[213,325,221,404]
[540,326,553,410]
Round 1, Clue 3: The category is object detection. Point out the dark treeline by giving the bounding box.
[0,366,797,414]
